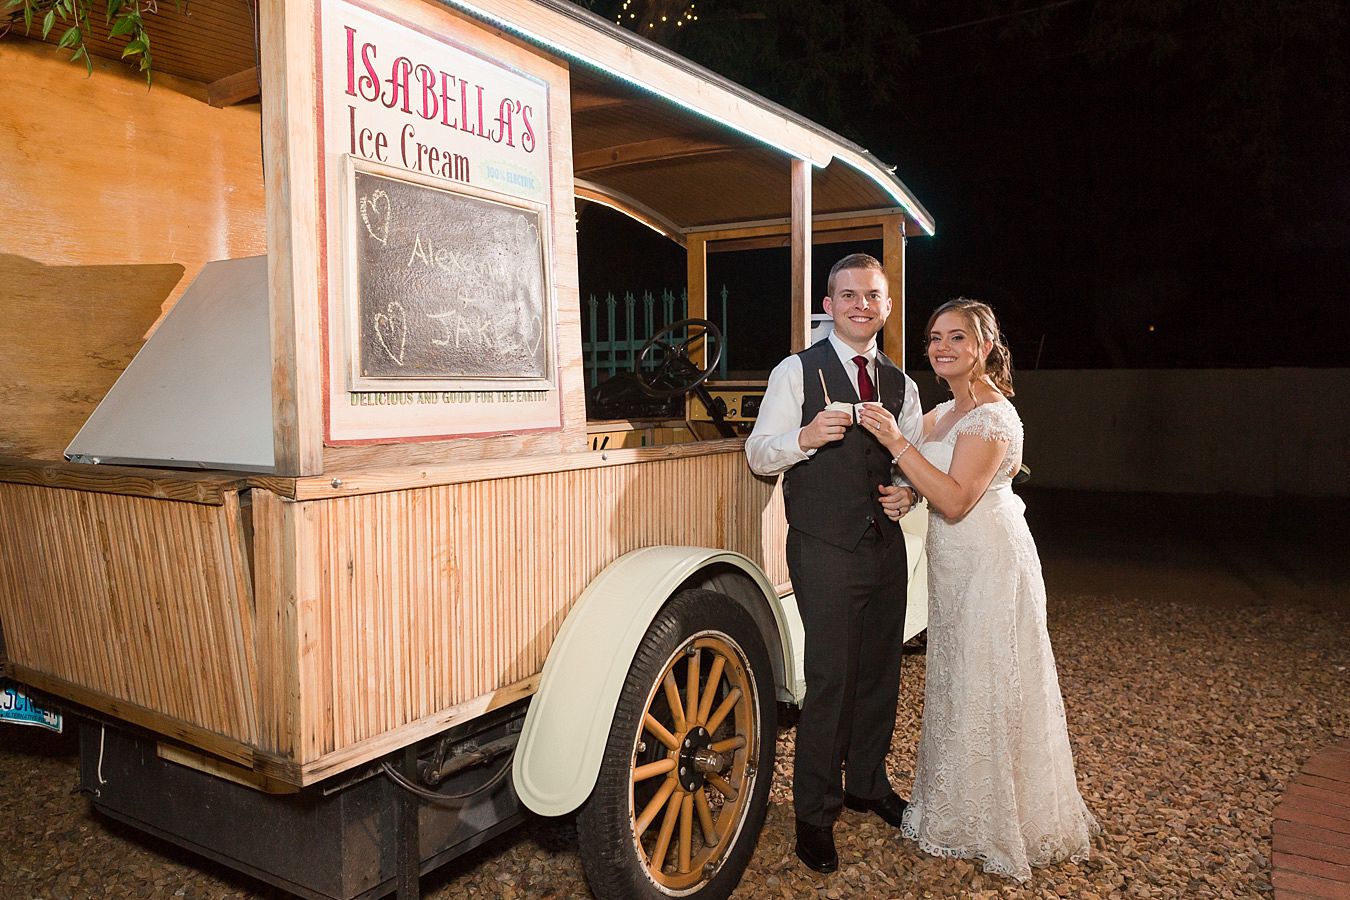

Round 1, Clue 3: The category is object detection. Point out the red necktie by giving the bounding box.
[852,355,875,402]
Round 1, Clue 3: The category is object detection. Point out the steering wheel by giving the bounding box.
[633,318,724,398]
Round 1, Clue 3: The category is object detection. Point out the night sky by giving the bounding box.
[576,0,1349,373]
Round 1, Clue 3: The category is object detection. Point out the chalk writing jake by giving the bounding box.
[349,168,552,390]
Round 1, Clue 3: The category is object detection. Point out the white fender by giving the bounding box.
[511,546,795,817]
[900,505,929,640]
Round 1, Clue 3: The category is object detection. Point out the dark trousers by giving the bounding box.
[788,525,908,827]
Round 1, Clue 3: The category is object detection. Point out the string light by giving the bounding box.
[611,2,699,32]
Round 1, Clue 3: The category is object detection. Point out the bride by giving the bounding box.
[858,298,1099,882]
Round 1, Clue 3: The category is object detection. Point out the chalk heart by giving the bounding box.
[375,301,407,366]
[362,190,391,245]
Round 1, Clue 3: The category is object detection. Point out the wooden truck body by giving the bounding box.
[0,1,933,897]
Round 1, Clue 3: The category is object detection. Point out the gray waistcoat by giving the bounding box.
[784,339,907,551]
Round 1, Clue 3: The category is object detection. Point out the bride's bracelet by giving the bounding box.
[891,442,912,467]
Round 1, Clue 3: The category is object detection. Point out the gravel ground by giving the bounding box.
[2,490,1347,900]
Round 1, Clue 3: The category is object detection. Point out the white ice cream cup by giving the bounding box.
[856,401,886,422]
[824,400,855,423]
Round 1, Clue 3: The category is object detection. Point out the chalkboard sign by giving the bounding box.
[346,165,552,390]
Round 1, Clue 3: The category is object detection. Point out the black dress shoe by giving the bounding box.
[794,820,838,873]
[843,790,908,829]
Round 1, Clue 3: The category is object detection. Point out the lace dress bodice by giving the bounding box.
[923,398,1022,496]
[901,396,1099,881]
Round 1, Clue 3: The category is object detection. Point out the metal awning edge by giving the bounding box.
[433,0,934,235]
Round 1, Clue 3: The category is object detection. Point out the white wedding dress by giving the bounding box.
[901,398,1099,882]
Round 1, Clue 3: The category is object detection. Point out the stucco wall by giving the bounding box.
[917,369,1350,497]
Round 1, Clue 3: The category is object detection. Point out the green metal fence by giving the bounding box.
[582,287,729,388]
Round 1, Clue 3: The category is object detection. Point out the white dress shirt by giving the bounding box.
[745,331,925,477]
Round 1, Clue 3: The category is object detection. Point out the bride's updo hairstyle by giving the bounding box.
[925,298,1015,398]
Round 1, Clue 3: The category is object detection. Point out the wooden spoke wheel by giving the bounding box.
[577,590,776,900]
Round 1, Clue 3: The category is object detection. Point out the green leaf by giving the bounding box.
[6,0,164,82]
[72,44,91,76]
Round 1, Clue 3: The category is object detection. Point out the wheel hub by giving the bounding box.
[676,726,714,791]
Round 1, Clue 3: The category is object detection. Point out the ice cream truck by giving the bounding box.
[0,1,934,897]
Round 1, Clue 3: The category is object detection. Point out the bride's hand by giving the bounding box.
[857,403,904,451]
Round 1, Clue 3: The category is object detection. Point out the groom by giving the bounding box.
[745,253,925,873]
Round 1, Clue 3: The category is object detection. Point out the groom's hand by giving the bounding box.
[879,484,915,520]
[799,409,852,451]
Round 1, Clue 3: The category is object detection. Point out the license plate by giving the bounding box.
[0,681,63,733]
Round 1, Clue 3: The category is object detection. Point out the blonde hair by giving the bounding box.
[925,298,1015,398]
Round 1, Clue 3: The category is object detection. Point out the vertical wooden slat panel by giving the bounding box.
[253,488,300,756]
[0,483,258,742]
[218,493,260,742]
[0,447,790,770]
[297,497,331,758]
[97,494,144,706]
[294,448,788,753]
[163,504,211,725]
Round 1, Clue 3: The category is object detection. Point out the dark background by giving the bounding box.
[574,0,1350,372]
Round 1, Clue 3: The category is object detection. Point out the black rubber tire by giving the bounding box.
[576,589,776,899]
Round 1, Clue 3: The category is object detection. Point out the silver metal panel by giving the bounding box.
[65,256,274,473]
